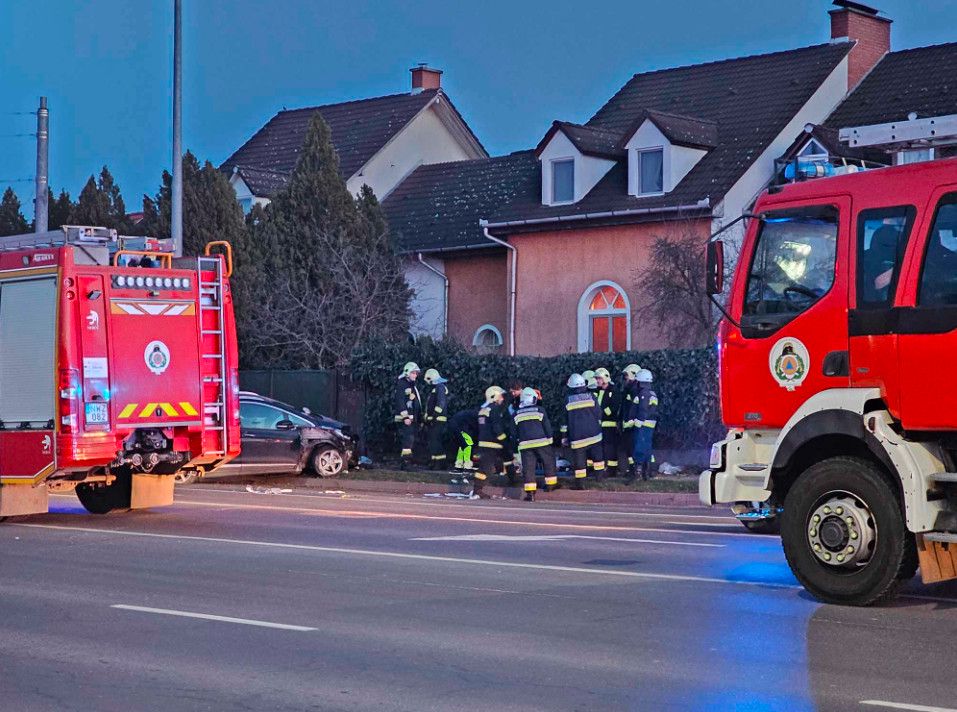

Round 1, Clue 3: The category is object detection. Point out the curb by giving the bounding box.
[246,475,703,507]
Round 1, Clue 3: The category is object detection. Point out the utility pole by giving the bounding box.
[34,97,48,233]
[171,0,183,256]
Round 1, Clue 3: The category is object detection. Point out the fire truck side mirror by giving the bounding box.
[707,240,725,295]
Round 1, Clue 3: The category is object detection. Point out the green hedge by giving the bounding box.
[350,338,723,454]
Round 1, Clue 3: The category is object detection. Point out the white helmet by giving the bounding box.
[402,361,421,377]
[595,367,611,381]
[519,387,538,407]
[485,385,505,402]
[567,373,586,389]
[424,368,443,385]
[623,363,641,380]
[636,368,653,384]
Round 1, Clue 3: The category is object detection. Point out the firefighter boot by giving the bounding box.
[523,491,535,502]
[640,462,650,481]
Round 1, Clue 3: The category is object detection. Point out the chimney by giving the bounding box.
[410,64,442,94]
[829,1,891,89]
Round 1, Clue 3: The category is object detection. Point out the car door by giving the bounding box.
[239,402,302,474]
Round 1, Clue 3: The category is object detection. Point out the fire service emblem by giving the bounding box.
[144,340,171,375]
[769,337,809,391]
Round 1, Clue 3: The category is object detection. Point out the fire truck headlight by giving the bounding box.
[163,277,173,288]
[145,277,155,288]
[135,276,145,288]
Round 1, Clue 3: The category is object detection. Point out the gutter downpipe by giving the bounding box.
[417,252,449,338]
[480,221,516,356]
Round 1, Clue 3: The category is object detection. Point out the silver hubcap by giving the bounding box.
[807,493,877,567]
[318,450,343,476]
[173,472,193,484]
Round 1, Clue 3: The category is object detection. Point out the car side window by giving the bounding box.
[282,411,312,427]
[856,206,916,308]
[240,403,288,430]
[743,205,839,328]
[918,194,957,306]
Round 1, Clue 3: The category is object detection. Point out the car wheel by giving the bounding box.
[173,472,198,486]
[781,456,912,606]
[75,474,132,515]
[311,446,345,478]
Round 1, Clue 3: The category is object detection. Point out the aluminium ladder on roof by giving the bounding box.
[840,113,957,149]
[198,255,229,456]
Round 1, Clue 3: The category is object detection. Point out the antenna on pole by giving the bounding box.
[34,97,48,233]
[171,0,183,256]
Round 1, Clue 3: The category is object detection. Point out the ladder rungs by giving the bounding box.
[202,330,222,335]
[203,354,224,358]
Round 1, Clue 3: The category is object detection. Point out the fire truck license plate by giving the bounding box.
[85,402,109,424]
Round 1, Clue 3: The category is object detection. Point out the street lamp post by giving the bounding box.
[171,0,183,256]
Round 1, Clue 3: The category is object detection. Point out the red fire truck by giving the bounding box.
[702,136,957,605]
[0,226,240,518]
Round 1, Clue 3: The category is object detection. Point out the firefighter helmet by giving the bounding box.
[582,369,598,389]
[519,387,538,407]
[595,367,611,381]
[636,368,653,383]
[424,368,442,385]
[402,362,421,377]
[623,363,641,380]
[567,373,586,389]
[485,385,505,402]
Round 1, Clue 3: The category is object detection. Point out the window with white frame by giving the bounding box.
[638,148,664,194]
[577,281,630,353]
[897,148,935,165]
[472,324,503,352]
[551,159,575,203]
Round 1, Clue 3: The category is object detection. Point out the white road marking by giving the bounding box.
[861,701,957,712]
[16,523,800,591]
[111,604,316,631]
[411,534,723,548]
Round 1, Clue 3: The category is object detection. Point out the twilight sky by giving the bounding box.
[1,0,955,217]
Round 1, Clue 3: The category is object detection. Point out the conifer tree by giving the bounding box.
[70,166,129,231]
[0,187,29,236]
[47,188,73,230]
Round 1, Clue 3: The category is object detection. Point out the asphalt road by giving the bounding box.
[2,485,956,712]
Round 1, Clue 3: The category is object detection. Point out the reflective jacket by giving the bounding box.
[393,377,422,424]
[620,380,639,429]
[425,383,449,423]
[595,384,620,430]
[514,404,553,451]
[633,384,659,431]
[561,387,602,449]
[477,402,509,450]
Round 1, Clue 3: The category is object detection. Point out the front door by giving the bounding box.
[238,402,304,474]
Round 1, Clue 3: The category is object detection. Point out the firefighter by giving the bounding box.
[630,368,659,482]
[619,364,642,480]
[594,367,620,478]
[447,407,479,474]
[561,373,604,489]
[501,380,524,485]
[474,386,508,499]
[393,362,422,470]
[582,369,598,391]
[514,387,558,500]
[423,368,450,470]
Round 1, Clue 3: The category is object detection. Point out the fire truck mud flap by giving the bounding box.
[0,484,49,517]
[130,474,175,510]
[916,535,957,584]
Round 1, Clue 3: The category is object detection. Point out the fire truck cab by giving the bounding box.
[702,154,957,605]
[0,226,240,519]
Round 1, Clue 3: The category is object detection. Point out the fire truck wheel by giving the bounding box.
[310,446,345,478]
[781,456,911,606]
[75,476,132,515]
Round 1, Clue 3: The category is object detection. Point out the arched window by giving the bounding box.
[577,281,630,353]
[472,324,503,352]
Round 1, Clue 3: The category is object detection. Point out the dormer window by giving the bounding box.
[551,159,575,203]
[638,148,664,195]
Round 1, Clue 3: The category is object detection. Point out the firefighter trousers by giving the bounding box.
[520,445,557,492]
[618,427,636,477]
[571,444,603,480]
[633,426,655,467]
[475,447,503,491]
[427,420,447,464]
[454,432,474,468]
[399,421,416,461]
[601,426,619,474]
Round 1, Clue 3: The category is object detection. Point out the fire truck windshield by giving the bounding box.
[743,206,839,326]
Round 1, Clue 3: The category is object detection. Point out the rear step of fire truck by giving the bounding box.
[198,254,229,458]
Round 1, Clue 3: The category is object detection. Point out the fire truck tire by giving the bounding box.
[310,446,345,478]
[75,475,132,515]
[781,456,911,606]
[173,472,198,486]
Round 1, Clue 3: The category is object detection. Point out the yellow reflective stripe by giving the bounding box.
[478,408,491,417]
[643,420,657,428]
[566,401,592,411]
[574,470,587,478]
[649,397,659,406]
[179,402,198,417]
[601,420,617,427]
[544,476,558,485]
[497,433,507,441]
[434,407,443,414]
[524,483,537,492]
[436,416,447,422]
[431,454,447,460]
[622,422,634,429]
[592,462,606,471]
[138,403,158,418]
[401,449,412,456]
[158,402,179,417]
[607,460,619,467]
[570,434,602,449]
[518,438,552,450]
[478,441,503,449]
[514,413,543,423]
[118,403,137,419]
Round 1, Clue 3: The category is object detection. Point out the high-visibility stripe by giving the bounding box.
[566,401,592,411]
[478,441,503,449]
[607,460,619,467]
[473,472,487,481]
[544,476,558,485]
[514,413,544,423]
[401,449,412,456]
[574,469,587,479]
[158,402,179,417]
[524,483,537,492]
[649,397,659,406]
[518,438,552,451]
[139,403,158,418]
[622,422,634,429]
[592,462,606,471]
[497,433,507,441]
[118,403,137,419]
[570,434,602,449]
[436,416,447,422]
[601,420,617,427]
[643,420,657,428]
[434,407,443,414]
[179,402,199,417]
[431,454,447,461]
[478,408,490,417]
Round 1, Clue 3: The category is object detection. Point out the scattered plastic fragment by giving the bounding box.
[245,485,293,495]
